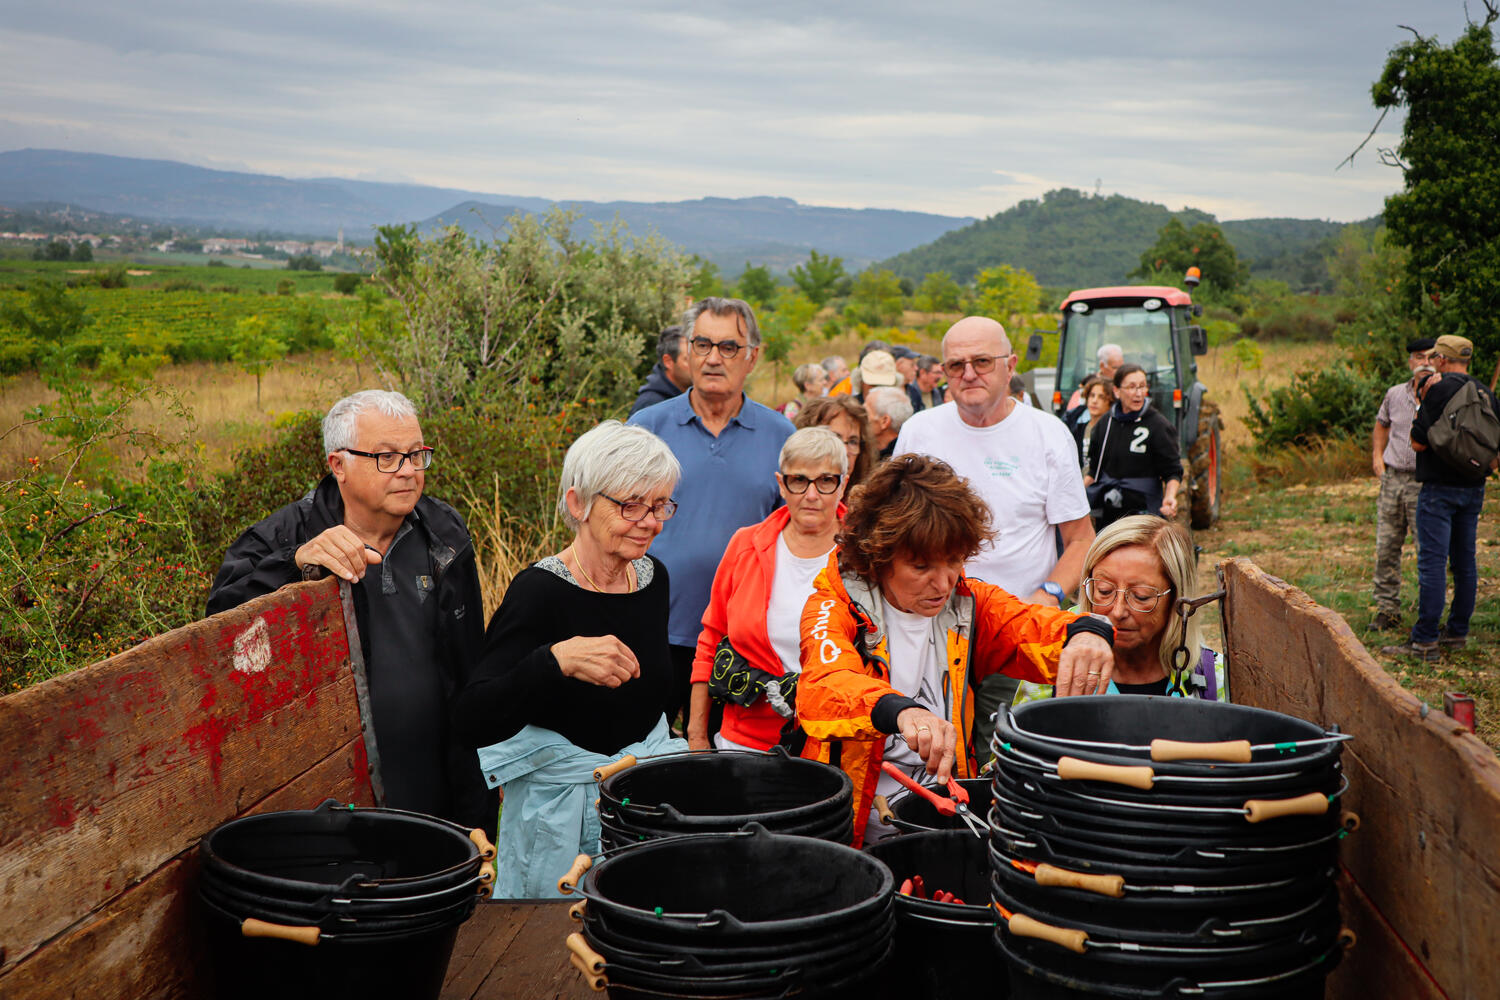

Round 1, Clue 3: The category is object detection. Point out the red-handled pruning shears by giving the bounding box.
[880,762,989,838]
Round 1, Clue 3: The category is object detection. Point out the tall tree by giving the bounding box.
[789,250,847,306]
[974,264,1042,330]
[735,263,777,307]
[1132,219,1248,293]
[1365,4,1500,355]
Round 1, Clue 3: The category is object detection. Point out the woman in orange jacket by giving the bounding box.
[687,427,849,751]
[796,454,1116,845]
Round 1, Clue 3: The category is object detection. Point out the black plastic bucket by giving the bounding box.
[596,748,854,843]
[571,824,893,998]
[864,830,1004,998]
[198,801,483,1000]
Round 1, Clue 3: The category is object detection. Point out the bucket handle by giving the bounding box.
[593,755,637,783]
[469,828,496,861]
[1055,756,1155,790]
[1149,739,1252,763]
[1244,791,1329,823]
[568,952,608,992]
[558,853,593,894]
[241,918,320,947]
[1005,911,1089,954]
[1034,863,1126,899]
[477,861,496,895]
[873,795,895,825]
[566,932,607,974]
[569,900,587,922]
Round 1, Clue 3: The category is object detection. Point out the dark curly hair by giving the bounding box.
[836,454,994,584]
[795,395,879,486]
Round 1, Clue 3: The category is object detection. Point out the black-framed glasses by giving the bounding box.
[941,354,1008,379]
[1083,577,1173,614]
[598,493,679,522]
[780,472,844,495]
[690,337,745,359]
[342,447,435,473]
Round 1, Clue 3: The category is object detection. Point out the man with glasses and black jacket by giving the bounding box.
[207,389,495,838]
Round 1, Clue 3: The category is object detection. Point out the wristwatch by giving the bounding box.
[1041,581,1065,606]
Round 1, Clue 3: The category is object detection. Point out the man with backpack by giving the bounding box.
[1384,335,1500,660]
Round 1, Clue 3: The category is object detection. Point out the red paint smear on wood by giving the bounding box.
[183,715,231,785]
[45,793,78,829]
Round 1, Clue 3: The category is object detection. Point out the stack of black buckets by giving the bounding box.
[990,696,1354,999]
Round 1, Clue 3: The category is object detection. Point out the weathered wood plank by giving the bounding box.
[1331,868,1445,1000]
[0,739,372,999]
[0,578,371,978]
[1221,557,1500,1000]
[443,902,594,1000]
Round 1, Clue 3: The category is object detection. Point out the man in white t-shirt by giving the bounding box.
[893,316,1094,753]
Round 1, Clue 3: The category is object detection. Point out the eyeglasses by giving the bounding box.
[780,473,844,495]
[942,354,1008,379]
[1083,577,1173,614]
[342,447,435,473]
[690,337,746,359]
[598,493,679,522]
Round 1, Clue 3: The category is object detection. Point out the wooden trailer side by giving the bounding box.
[1221,557,1500,1000]
[0,579,375,999]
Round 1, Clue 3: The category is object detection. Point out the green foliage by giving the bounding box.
[1242,363,1388,448]
[286,254,324,272]
[276,279,295,296]
[1370,13,1500,358]
[369,210,690,413]
[912,271,964,313]
[843,268,905,326]
[688,256,725,299]
[333,272,361,295]
[32,240,73,262]
[734,263,777,307]
[1226,339,1265,375]
[230,315,288,409]
[974,264,1041,330]
[760,287,819,389]
[789,250,847,307]
[1133,218,1249,295]
[71,241,94,263]
[1329,226,1418,382]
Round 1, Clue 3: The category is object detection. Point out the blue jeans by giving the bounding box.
[1412,482,1486,643]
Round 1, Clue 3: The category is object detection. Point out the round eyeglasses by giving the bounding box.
[942,354,1009,379]
[780,473,844,495]
[598,494,678,522]
[690,337,745,359]
[1083,577,1173,614]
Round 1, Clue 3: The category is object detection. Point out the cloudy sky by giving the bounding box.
[0,1,1480,221]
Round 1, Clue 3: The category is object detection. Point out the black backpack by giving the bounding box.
[1428,377,1500,474]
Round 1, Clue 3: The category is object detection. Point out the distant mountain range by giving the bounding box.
[0,149,1378,289]
[881,188,1380,291]
[0,149,973,273]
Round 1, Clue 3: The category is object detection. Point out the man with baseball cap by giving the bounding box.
[1367,338,1435,632]
[1383,335,1498,660]
[854,349,902,403]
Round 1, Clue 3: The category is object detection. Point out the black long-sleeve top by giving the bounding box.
[1412,372,1500,486]
[1087,403,1183,485]
[452,556,675,755]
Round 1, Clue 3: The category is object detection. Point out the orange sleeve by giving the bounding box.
[691,528,750,684]
[969,581,1078,685]
[795,566,895,741]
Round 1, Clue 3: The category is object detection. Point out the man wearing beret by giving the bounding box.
[1367,338,1435,632]
[1384,335,1499,660]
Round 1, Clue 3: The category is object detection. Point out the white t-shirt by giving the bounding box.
[766,534,834,676]
[894,400,1089,596]
[872,601,950,811]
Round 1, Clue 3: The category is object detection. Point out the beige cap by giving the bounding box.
[858,350,901,388]
[1433,335,1474,361]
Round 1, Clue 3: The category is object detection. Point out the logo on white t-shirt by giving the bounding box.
[983,455,1021,478]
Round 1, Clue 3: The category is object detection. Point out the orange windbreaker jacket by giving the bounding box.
[796,552,1076,846]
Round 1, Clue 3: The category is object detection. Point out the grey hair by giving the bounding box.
[1098,342,1124,365]
[1080,515,1202,678]
[792,362,825,393]
[779,426,849,476]
[557,421,681,531]
[820,355,846,375]
[683,296,761,348]
[323,390,419,456]
[865,386,914,432]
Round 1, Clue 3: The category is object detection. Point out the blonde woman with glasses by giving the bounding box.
[1015,515,1227,705]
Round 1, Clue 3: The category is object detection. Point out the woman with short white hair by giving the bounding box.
[686,426,849,751]
[454,420,687,897]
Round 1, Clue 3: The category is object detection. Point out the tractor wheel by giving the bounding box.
[1188,400,1222,529]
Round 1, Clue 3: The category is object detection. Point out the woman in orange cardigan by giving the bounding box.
[686,427,848,751]
[795,455,1115,845]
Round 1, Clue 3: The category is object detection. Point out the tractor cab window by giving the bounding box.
[1058,305,1179,411]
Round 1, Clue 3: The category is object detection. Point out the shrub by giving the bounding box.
[333,272,361,295]
[1242,363,1387,448]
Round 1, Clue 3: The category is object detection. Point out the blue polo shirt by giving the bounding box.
[629,390,794,646]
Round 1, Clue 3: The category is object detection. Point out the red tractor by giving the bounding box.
[1026,268,1222,529]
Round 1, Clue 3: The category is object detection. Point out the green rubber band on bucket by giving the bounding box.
[654,906,663,917]
[622,797,630,805]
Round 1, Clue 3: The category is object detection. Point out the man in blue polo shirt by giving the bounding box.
[630,297,795,729]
